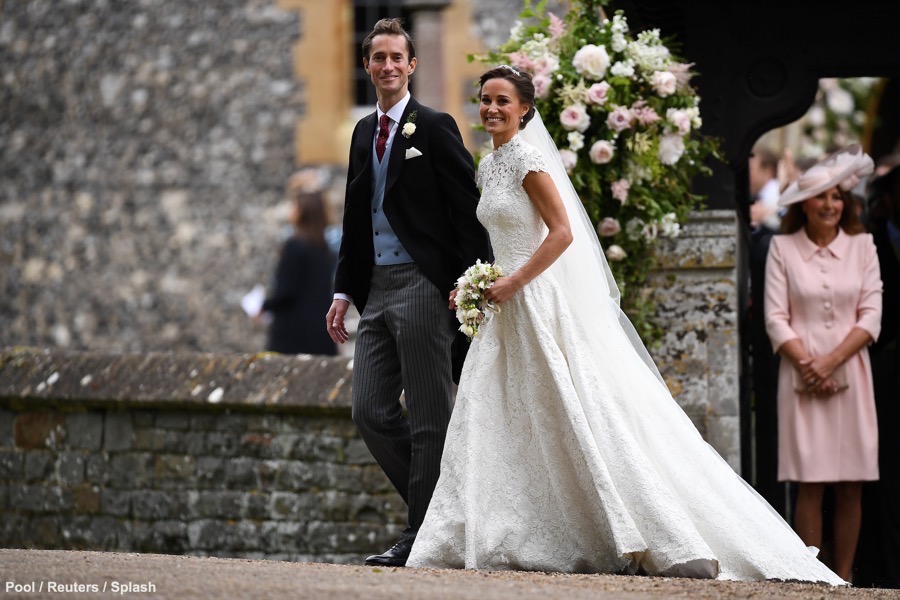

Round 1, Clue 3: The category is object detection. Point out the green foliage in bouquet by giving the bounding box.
[470,0,722,345]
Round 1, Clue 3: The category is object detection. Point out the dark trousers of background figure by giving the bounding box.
[748,225,785,514]
[351,264,456,543]
[854,342,900,589]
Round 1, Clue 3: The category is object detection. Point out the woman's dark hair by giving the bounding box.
[290,190,329,249]
[780,186,865,235]
[362,18,416,61]
[478,66,536,130]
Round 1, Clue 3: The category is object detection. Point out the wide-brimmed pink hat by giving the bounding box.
[778,143,874,207]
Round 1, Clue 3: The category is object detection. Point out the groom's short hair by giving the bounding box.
[362,18,416,61]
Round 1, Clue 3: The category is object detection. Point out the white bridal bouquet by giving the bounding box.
[455,260,504,340]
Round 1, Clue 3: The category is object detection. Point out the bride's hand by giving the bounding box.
[484,276,521,304]
[449,288,459,310]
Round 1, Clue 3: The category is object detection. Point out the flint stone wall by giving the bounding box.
[0,348,406,563]
[649,210,740,471]
[0,0,305,354]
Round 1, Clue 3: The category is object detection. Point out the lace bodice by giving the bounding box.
[476,136,549,272]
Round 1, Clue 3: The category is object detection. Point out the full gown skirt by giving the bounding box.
[405,136,844,585]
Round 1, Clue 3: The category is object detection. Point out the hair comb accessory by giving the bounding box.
[499,64,522,76]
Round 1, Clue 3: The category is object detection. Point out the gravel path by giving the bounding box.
[1,550,898,599]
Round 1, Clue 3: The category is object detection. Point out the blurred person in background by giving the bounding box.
[855,158,900,588]
[257,178,337,356]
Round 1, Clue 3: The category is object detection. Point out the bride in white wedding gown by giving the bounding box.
[404,66,845,586]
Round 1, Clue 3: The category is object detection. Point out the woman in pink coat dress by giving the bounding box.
[764,144,883,582]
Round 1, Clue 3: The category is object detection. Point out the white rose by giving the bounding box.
[658,133,685,165]
[572,44,610,80]
[560,104,591,132]
[567,131,585,151]
[460,324,475,337]
[807,105,826,127]
[605,245,627,261]
[650,71,677,97]
[559,149,578,173]
[589,140,615,164]
[826,87,854,115]
[465,308,481,320]
[402,122,416,137]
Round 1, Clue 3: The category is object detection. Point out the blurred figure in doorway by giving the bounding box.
[855,158,900,588]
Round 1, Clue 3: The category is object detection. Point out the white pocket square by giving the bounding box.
[405,147,423,160]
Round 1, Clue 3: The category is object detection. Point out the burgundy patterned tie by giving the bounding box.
[376,114,390,162]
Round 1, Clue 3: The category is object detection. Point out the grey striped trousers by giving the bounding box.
[351,263,456,542]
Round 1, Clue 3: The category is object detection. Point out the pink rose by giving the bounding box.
[598,217,621,237]
[533,74,551,99]
[559,149,578,173]
[589,140,615,165]
[650,71,677,97]
[508,52,535,72]
[666,108,692,135]
[606,105,634,133]
[532,55,560,76]
[611,179,630,204]
[560,104,590,132]
[586,82,611,106]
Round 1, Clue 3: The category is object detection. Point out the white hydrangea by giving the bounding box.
[625,217,644,241]
[611,13,628,34]
[567,131,585,151]
[659,212,680,238]
[610,59,635,78]
[510,20,525,41]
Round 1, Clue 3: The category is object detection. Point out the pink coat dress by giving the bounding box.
[764,228,883,482]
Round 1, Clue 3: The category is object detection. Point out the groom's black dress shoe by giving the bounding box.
[365,540,413,567]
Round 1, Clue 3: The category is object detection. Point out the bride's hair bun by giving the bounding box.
[478,66,536,130]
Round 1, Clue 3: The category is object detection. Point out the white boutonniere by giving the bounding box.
[401,110,417,138]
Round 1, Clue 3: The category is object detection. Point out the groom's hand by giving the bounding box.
[326,299,351,344]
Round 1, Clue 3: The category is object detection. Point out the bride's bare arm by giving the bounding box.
[484,170,573,304]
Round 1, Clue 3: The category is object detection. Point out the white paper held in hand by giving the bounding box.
[241,284,267,317]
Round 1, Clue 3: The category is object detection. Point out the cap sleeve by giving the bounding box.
[516,142,548,183]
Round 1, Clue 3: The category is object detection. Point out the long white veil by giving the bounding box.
[518,109,666,386]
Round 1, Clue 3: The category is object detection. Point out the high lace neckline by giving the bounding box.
[492,135,521,158]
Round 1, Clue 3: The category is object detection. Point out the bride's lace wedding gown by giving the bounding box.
[405,136,844,585]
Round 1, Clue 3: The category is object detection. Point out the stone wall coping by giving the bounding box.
[0,347,353,413]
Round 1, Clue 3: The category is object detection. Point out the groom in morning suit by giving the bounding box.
[325,18,490,567]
